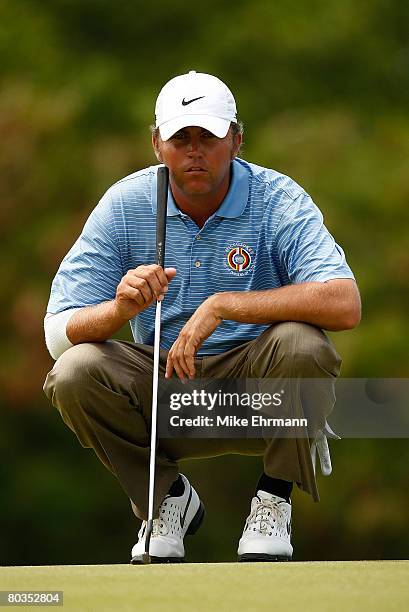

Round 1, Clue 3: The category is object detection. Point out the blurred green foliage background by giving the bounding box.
[1,0,408,565]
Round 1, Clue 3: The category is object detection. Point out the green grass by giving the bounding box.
[1,561,408,611]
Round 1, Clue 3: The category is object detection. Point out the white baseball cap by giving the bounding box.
[155,70,237,141]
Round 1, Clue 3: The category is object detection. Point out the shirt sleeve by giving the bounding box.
[275,191,355,283]
[44,309,79,360]
[47,190,124,313]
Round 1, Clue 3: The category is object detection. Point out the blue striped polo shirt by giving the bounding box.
[47,158,355,355]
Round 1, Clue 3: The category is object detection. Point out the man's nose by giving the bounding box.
[187,137,202,154]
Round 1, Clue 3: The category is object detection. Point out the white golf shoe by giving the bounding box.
[237,490,293,561]
[131,474,204,563]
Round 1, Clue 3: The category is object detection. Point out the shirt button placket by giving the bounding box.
[193,232,202,269]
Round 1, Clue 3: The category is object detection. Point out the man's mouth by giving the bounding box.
[185,166,206,172]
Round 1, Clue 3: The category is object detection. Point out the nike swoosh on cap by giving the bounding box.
[181,96,205,106]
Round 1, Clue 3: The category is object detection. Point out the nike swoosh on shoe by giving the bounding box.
[180,485,192,529]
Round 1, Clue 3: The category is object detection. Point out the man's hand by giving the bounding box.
[165,278,361,381]
[166,296,222,381]
[114,265,177,320]
[66,265,177,346]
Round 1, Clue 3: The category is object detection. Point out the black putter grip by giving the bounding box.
[156,166,169,267]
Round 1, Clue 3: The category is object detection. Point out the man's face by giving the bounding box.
[152,126,241,199]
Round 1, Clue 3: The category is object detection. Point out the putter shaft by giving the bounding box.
[144,299,163,558]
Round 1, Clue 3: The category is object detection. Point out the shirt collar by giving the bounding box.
[214,158,249,218]
[150,159,249,218]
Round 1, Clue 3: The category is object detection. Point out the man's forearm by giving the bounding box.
[66,300,132,345]
[211,279,361,331]
[65,265,177,347]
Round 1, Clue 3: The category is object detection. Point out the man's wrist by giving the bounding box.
[110,299,138,325]
[207,292,232,320]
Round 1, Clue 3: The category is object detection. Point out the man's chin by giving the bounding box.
[181,179,212,195]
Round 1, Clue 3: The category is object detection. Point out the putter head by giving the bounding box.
[130,519,153,565]
[142,552,151,564]
[131,552,151,565]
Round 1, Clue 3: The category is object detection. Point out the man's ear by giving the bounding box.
[152,133,163,162]
[231,132,242,159]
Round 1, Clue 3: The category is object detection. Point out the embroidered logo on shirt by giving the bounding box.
[224,243,255,275]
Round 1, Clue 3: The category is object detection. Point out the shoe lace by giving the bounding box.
[139,516,169,540]
[152,516,169,536]
[138,494,185,541]
[246,498,284,535]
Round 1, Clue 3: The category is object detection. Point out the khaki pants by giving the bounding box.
[43,322,341,519]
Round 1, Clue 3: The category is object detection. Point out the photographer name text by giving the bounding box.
[169,415,308,428]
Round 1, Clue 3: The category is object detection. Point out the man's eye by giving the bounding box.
[172,132,187,140]
[202,131,215,138]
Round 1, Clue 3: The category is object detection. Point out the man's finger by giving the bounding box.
[172,357,187,382]
[149,264,176,291]
[132,269,164,300]
[164,267,177,281]
[182,344,196,378]
[130,278,153,303]
[169,341,189,381]
[165,356,174,379]
[175,350,192,380]
[122,286,149,306]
